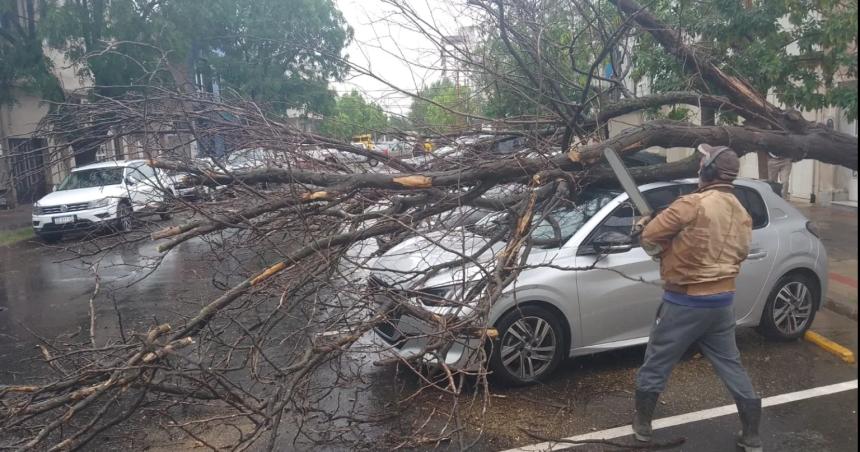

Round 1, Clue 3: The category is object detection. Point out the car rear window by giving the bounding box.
[733,187,768,229]
[679,184,768,229]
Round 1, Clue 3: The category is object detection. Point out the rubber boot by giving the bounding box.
[735,397,763,452]
[632,390,660,442]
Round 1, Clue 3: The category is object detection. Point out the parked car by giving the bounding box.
[32,160,171,243]
[162,170,213,200]
[222,148,278,172]
[366,178,827,385]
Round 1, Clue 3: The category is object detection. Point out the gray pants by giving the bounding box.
[636,301,758,400]
[767,157,792,198]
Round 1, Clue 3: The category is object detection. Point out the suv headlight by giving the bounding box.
[33,203,43,215]
[88,198,113,209]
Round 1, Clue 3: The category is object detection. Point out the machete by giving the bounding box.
[602,147,653,228]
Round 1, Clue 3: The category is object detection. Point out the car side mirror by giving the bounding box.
[51,184,58,192]
[125,177,136,186]
[592,231,634,254]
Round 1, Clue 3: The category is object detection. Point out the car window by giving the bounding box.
[643,186,682,213]
[58,167,124,190]
[584,185,685,251]
[126,164,161,187]
[530,191,619,246]
[469,190,618,247]
[681,183,769,229]
[733,186,768,229]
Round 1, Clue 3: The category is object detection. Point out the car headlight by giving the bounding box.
[33,203,43,215]
[88,198,113,209]
[412,282,480,307]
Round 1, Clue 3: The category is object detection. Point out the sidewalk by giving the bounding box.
[793,201,858,320]
[0,203,32,231]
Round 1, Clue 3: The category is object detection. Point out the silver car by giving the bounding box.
[367,178,828,385]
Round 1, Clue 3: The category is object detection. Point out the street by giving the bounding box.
[1,203,856,451]
[1,0,858,449]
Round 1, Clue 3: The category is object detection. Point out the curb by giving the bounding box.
[824,300,858,321]
[804,330,856,364]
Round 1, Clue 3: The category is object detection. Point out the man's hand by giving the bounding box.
[632,214,653,236]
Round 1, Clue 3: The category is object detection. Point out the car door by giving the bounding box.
[676,183,777,321]
[731,186,777,321]
[574,185,684,347]
[125,164,160,211]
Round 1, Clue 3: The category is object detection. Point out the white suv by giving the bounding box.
[32,160,170,243]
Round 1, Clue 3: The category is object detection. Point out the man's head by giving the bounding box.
[697,143,740,186]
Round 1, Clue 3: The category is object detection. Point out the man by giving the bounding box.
[767,152,793,198]
[631,144,762,452]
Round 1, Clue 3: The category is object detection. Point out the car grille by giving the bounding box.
[41,202,90,214]
[368,275,407,346]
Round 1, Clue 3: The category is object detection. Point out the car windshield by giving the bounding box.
[469,189,619,246]
[57,167,124,190]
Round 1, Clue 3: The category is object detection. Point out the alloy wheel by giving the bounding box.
[119,204,133,231]
[499,316,557,380]
[772,281,813,336]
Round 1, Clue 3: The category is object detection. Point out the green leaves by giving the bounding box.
[5,0,351,112]
[319,90,388,141]
[409,78,476,132]
[633,0,857,121]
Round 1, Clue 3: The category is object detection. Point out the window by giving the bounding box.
[733,187,769,229]
[58,168,124,190]
[470,189,619,247]
[529,191,618,247]
[583,185,687,252]
[138,164,157,179]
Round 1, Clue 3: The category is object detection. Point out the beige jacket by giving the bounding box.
[641,184,752,296]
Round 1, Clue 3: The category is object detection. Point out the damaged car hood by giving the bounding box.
[367,229,504,289]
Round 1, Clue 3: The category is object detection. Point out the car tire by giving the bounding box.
[368,159,379,167]
[756,273,818,341]
[114,202,133,232]
[38,232,62,244]
[489,305,565,386]
[156,203,172,221]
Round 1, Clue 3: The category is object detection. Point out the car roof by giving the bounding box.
[71,159,148,171]
[637,177,771,192]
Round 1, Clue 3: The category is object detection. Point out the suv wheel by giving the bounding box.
[115,202,133,232]
[489,305,565,386]
[757,273,818,341]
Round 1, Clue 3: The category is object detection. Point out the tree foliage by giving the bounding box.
[33,0,351,113]
[408,78,476,132]
[0,0,63,105]
[318,90,388,141]
[630,0,858,120]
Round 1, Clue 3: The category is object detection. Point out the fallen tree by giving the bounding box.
[1,0,856,450]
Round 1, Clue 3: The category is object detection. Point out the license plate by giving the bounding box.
[53,215,75,225]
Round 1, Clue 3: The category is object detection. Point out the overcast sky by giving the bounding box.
[333,0,473,117]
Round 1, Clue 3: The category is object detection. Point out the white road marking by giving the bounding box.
[501,379,858,452]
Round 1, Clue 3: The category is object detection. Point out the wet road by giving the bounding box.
[1,220,858,451]
[0,234,232,382]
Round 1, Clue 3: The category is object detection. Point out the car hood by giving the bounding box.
[37,185,126,206]
[367,229,504,289]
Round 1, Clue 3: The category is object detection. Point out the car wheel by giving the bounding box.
[38,232,62,244]
[114,202,134,232]
[156,203,172,221]
[757,273,818,341]
[489,305,565,386]
[368,159,379,167]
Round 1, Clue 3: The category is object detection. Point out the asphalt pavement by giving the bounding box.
[0,202,857,451]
